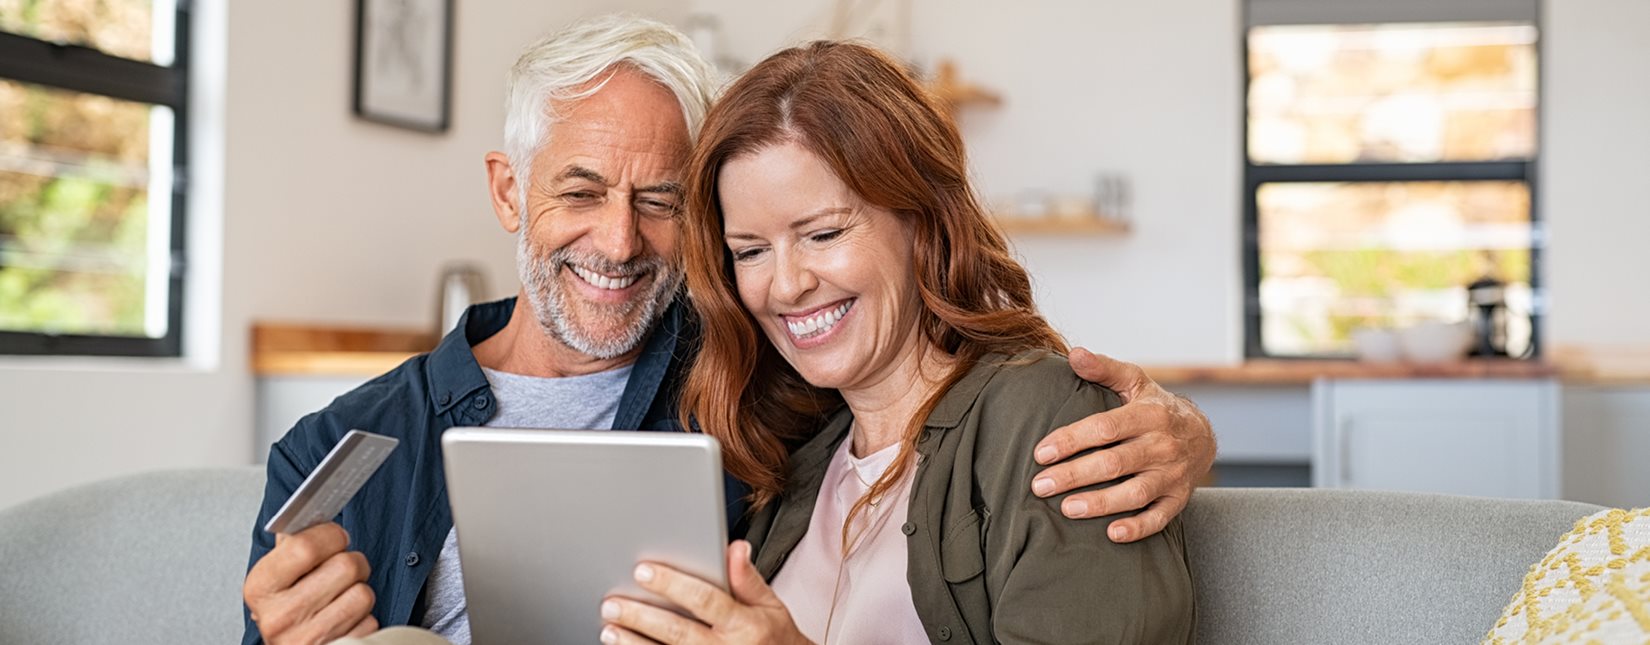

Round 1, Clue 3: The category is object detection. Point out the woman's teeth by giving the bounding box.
[570,265,639,290]
[786,300,853,338]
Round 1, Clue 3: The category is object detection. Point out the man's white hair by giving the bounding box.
[503,14,719,203]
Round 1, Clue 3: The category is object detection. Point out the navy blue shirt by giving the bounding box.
[242,297,748,643]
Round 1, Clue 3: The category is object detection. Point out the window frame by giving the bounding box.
[0,3,191,357]
[1240,17,1545,360]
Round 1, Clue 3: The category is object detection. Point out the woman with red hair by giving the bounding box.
[600,41,1194,645]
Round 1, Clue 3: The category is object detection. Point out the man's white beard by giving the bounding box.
[516,229,680,360]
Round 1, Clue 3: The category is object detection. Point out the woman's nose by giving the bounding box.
[771,249,818,304]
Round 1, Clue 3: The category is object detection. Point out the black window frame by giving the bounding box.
[0,3,191,357]
[1240,17,1544,360]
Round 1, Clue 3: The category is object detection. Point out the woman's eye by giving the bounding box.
[639,199,681,217]
[809,229,843,243]
[731,247,766,262]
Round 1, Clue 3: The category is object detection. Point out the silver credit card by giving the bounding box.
[263,429,399,535]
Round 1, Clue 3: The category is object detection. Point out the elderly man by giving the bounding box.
[241,14,1216,645]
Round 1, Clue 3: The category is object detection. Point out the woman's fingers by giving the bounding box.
[602,596,712,645]
[600,623,666,645]
[726,541,779,607]
[632,562,740,624]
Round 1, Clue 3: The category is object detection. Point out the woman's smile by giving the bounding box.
[780,298,855,348]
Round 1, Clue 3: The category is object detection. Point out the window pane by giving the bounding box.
[1257,181,1532,356]
[0,0,176,65]
[0,79,173,338]
[1248,22,1537,164]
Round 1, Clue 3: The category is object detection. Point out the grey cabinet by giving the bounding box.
[254,375,372,463]
[1312,379,1561,499]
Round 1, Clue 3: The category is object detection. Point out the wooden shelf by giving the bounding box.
[994,215,1131,236]
[927,59,1001,113]
[252,322,436,376]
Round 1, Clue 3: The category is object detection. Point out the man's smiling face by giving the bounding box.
[514,65,689,360]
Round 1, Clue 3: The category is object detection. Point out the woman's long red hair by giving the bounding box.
[679,41,1067,518]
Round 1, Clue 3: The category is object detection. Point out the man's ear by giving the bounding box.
[484,151,523,234]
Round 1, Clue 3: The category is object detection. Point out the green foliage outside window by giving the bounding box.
[0,0,163,338]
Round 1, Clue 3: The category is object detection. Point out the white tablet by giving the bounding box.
[441,428,729,644]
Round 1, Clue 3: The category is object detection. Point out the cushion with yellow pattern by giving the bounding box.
[1484,507,1650,644]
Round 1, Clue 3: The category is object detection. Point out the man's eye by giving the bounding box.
[563,191,600,203]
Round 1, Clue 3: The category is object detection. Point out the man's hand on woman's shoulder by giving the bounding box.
[1031,348,1217,543]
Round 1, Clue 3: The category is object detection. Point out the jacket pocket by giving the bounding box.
[941,507,987,583]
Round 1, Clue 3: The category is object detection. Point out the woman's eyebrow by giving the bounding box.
[724,207,853,241]
[789,207,852,230]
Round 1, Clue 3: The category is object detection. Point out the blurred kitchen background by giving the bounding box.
[1,0,1646,511]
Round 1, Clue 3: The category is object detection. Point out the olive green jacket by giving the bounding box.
[744,352,1196,644]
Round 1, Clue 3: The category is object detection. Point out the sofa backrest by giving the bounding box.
[1183,487,1603,645]
[0,468,1605,645]
[0,466,264,645]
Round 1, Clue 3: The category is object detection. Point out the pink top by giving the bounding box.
[770,438,929,644]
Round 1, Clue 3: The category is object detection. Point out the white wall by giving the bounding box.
[695,0,1245,364]
[0,0,684,511]
[1541,0,1650,348]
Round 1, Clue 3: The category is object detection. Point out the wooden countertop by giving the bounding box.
[252,323,435,377]
[250,322,1650,386]
[1548,345,1650,386]
[1149,346,1650,385]
[1144,359,1558,385]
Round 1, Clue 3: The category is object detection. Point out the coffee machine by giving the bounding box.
[1467,276,1512,357]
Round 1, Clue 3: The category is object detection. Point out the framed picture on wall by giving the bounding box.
[353,0,454,133]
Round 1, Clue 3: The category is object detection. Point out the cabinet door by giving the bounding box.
[1312,379,1560,499]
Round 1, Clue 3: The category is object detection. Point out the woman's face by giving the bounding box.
[718,141,925,391]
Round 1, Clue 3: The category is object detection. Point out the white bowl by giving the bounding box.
[1397,321,1473,363]
[1351,328,1403,362]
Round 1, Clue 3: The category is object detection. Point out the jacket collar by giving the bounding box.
[922,353,1009,429]
[781,352,1010,482]
[613,299,688,431]
[425,297,512,416]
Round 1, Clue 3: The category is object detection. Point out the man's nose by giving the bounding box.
[590,200,643,262]
[771,247,818,305]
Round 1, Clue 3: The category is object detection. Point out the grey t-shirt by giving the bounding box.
[420,364,634,644]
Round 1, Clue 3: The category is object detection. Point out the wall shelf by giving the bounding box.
[993,215,1131,236]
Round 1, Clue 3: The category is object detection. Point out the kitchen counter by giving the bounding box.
[1144,346,1650,386]
[1144,359,1558,385]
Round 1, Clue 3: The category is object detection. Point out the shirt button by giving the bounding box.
[901,522,917,536]
[937,626,953,641]
[438,393,451,406]
[404,551,420,567]
[473,395,489,410]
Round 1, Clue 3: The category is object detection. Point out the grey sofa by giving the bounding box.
[0,468,1603,645]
